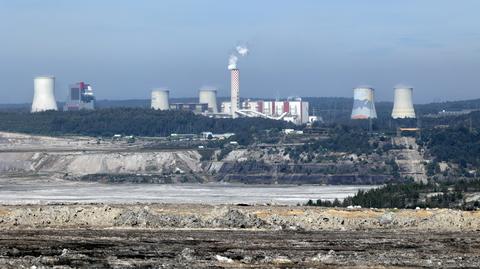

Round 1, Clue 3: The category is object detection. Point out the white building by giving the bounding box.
[221,98,310,125]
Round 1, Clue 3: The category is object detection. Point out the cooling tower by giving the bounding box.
[351,87,377,119]
[392,87,416,119]
[199,89,218,113]
[230,68,240,118]
[151,89,170,110]
[31,76,58,113]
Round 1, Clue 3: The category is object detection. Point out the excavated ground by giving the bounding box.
[1,229,479,268]
[1,204,480,268]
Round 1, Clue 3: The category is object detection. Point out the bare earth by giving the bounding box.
[0,204,479,268]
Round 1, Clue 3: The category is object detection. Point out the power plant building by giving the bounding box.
[392,87,416,119]
[351,87,377,119]
[170,103,208,113]
[64,82,95,111]
[151,89,170,110]
[31,76,58,113]
[221,98,310,125]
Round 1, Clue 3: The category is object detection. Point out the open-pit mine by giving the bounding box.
[1,132,479,268]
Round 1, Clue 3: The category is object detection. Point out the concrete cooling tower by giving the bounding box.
[151,89,170,110]
[199,88,218,113]
[31,76,58,113]
[392,87,416,119]
[351,87,377,119]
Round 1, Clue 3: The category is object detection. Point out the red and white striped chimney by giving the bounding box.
[230,68,240,118]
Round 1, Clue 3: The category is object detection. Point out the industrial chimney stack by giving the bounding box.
[151,89,170,110]
[351,87,377,119]
[391,87,416,119]
[230,68,240,118]
[31,76,58,113]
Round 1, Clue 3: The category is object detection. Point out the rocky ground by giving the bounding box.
[1,229,478,268]
[0,204,479,268]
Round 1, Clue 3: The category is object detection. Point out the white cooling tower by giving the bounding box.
[151,89,170,110]
[230,68,240,118]
[392,87,416,119]
[31,76,58,113]
[351,87,377,119]
[199,88,218,113]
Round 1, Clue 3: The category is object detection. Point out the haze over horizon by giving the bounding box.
[1,0,479,104]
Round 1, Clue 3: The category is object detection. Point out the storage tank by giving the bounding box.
[151,89,170,110]
[351,87,377,119]
[199,88,218,113]
[392,87,416,119]
[31,76,58,113]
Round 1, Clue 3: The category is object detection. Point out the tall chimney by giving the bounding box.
[230,68,240,118]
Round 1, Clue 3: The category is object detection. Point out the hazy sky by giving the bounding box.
[1,0,479,103]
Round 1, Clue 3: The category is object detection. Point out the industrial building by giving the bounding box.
[64,82,95,111]
[169,103,208,113]
[31,76,58,113]
[221,98,310,125]
[392,87,416,119]
[351,87,377,119]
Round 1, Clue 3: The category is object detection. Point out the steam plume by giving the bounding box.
[228,44,249,70]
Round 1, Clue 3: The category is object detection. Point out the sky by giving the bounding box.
[0,0,479,104]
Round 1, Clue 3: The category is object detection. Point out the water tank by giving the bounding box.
[31,76,58,113]
[199,88,218,113]
[392,87,416,119]
[351,87,377,119]
[151,89,170,110]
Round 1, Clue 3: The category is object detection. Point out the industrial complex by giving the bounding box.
[28,70,419,124]
[29,47,417,124]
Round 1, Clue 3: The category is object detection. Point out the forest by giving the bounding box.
[419,126,480,167]
[0,108,291,145]
[307,180,480,210]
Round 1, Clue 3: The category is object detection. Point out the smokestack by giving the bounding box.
[31,76,58,113]
[351,87,377,119]
[151,89,170,110]
[230,68,240,118]
[392,87,416,119]
[199,88,218,113]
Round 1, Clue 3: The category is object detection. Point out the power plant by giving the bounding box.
[64,82,95,111]
[392,87,416,119]
[151,89,170,110]
[31,76,58,113]
[351,87,377,119]
[199,88,218,113]
[221,98,310,125]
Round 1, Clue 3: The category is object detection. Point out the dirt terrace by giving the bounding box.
[1,204,480,232]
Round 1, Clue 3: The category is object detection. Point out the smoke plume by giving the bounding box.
[228,44,249,70]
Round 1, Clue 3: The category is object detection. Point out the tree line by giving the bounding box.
[0,108,292,145]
